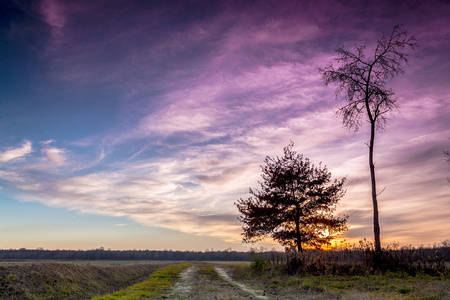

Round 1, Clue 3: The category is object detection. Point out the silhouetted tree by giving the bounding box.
[235,143,348,252]
[320,25,418,252]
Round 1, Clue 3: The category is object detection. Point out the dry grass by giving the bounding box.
[0,261,170,299]
[224,263,450,299]
[0,260,448,299]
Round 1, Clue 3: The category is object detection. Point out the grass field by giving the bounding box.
[0,260,448,299]
[0,261,171,299]
[91,262,449,299]
[228,263,450,299]
[0,260,171,266]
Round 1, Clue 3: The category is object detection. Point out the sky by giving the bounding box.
[0,0,449,251]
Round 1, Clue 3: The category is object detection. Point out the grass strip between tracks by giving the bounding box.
[92,263,190,299]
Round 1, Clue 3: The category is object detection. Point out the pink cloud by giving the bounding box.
[39,0,66,37]
[0,140,33,163]
[40,141,67,166]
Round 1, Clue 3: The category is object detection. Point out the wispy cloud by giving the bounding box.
[39,0,67,38]
[11,146,254,241]
[0,140,33,163]
[40,140,67,166]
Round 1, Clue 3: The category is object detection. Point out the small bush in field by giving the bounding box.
[250,255,270,273]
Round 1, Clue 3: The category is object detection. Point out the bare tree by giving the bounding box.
[319,25,418,252]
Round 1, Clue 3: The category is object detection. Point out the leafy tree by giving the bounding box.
[235,143,348,252]
[319,25,418,252]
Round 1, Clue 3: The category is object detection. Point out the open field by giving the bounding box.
[0,260,172,266]
[0,261,171,299]
[2,261,447,299]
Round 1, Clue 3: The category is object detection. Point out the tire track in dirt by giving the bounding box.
[165,265,197,299]
[214,266,269,299]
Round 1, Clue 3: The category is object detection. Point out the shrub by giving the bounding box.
[250,254,270,273]
[278,239,449,276]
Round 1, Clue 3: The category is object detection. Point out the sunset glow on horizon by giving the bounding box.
[0,0,449,251]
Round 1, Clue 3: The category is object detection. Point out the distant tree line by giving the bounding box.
[1,242,448,264]
[0,248,256,261]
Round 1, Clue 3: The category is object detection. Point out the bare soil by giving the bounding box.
[214,266,268,299]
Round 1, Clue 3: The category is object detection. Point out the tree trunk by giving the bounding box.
[293,186,303,253]
[369,122,381,252]
[295,218,303,252]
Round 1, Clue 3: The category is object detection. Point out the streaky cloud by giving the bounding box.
[0,140,33,163]
[40,140,67,166]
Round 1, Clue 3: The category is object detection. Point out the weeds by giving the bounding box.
[256,239,450,276]
[224,263,449,299]
[197,265,221,281]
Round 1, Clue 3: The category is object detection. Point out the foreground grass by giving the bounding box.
[227,263,450,299]
[281,274,448,299]
[1,261,448,299]
[92,263,190,299]
[0,262,169,299]
[0,260,171,266]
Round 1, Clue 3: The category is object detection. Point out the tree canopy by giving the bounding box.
[236,143,348,252]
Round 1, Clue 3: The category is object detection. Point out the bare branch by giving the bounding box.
[319,25,417,131]
[376,186,387,196]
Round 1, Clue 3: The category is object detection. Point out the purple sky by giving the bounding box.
[0,0,449,250]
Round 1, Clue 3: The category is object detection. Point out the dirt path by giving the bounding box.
[214,266,269,300]
[163,264,269,299]
[164,265,198,299]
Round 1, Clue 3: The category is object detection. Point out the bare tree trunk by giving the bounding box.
[293,187,303,253]
[295,218,303,252]
[369,122,381,252]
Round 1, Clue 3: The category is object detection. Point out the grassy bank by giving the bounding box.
[92,263,190,299]
[0,261,169,299]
